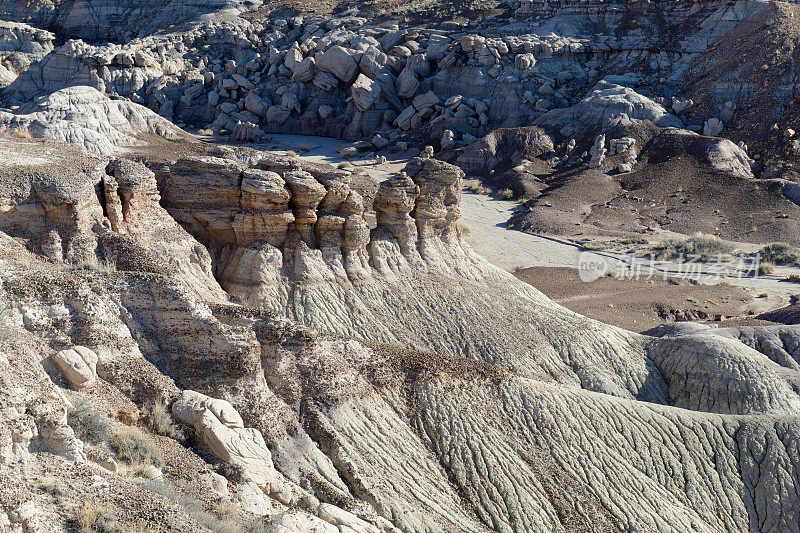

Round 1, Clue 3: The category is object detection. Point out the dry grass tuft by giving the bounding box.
[139,479,244,533]
[759,242,800,266]
[455,221,471,240]
[110,427,163,470]
[68,397,110,445]
[11,125,31,139]
[622,235,649,245]
[39,476,67,502]
[498,188,514,200]
[69,255,117,274]
[758,261,776,275]
[466,183,492,194]
[76,501,123,533]
[147,401,186,442]
[649,233,736,261]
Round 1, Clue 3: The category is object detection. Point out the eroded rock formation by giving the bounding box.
[2,134,800,530]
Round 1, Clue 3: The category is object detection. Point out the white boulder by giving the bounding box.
[351,74,381,111]
[317,46,358,84]
[52,346,98,389]
[172,390,286,496]
[703,118,724,137]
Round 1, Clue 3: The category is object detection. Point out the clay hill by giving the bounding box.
[2,1,800,533]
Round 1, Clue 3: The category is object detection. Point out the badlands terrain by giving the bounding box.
[5,0,800,532]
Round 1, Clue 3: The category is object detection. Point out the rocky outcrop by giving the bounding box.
[3,134,800,531]
[0,137,222,299]
[0,0,775,155]
[52,346,98,389]
[535,81,682,135]
[0,86,190,155]
[4,0,800,529]
[0,0,255,42]
[0,21,54,88]
[152,152,800,422]
[172,390,298,504]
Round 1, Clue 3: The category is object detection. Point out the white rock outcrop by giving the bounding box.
[51,346,98,389]
[0,86,187,155]
[171,390,294,503]
[703,117,724,137]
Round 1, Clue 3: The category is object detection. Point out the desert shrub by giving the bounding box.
[285,150,298,158]
[337,161,354,170]
[455,221,471,239]
[466,183,492,194]
[147,401,186,442]
[39,477,67,501]
[217,461,245,482]
[68,397,110,445]
[0,302,14,342]
[76,501,122,533]
[580,240,611,251]
[650,233,736,261]
[498,188,514,200]
[70,256,116,274]
[213,502,241,523]
[758,261,776,275]
[11,125,31,139]
[622,235,649,245]
[758,242,800,266]
[110,427,163,469]
[139,479,241,533]
[784,274,800,283]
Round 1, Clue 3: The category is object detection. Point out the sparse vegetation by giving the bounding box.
[147,401,186,442]
[622,235,649,245]
[758,242,800,266]
[466,183,492,194]
[498,188,514,200]
[0,302,13,342]
[76,501,123,533]
[649,233,736,261]
[580,240,612,251]
[285,150,298,158]
[139,479,243,533]
[1,124,32,138]
[111,407,140,426]
[455,221,471,240]
[758,261,776,275]
[69,255,117,274]
[39,477,67,502]
[337,161,354,170]
[68,397,110,445]
[784,274,800,283]
[110,427,163,469]
[11,125,31,139]
[217,461,245,482]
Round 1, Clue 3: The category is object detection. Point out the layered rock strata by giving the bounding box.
[3,136,800,531]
